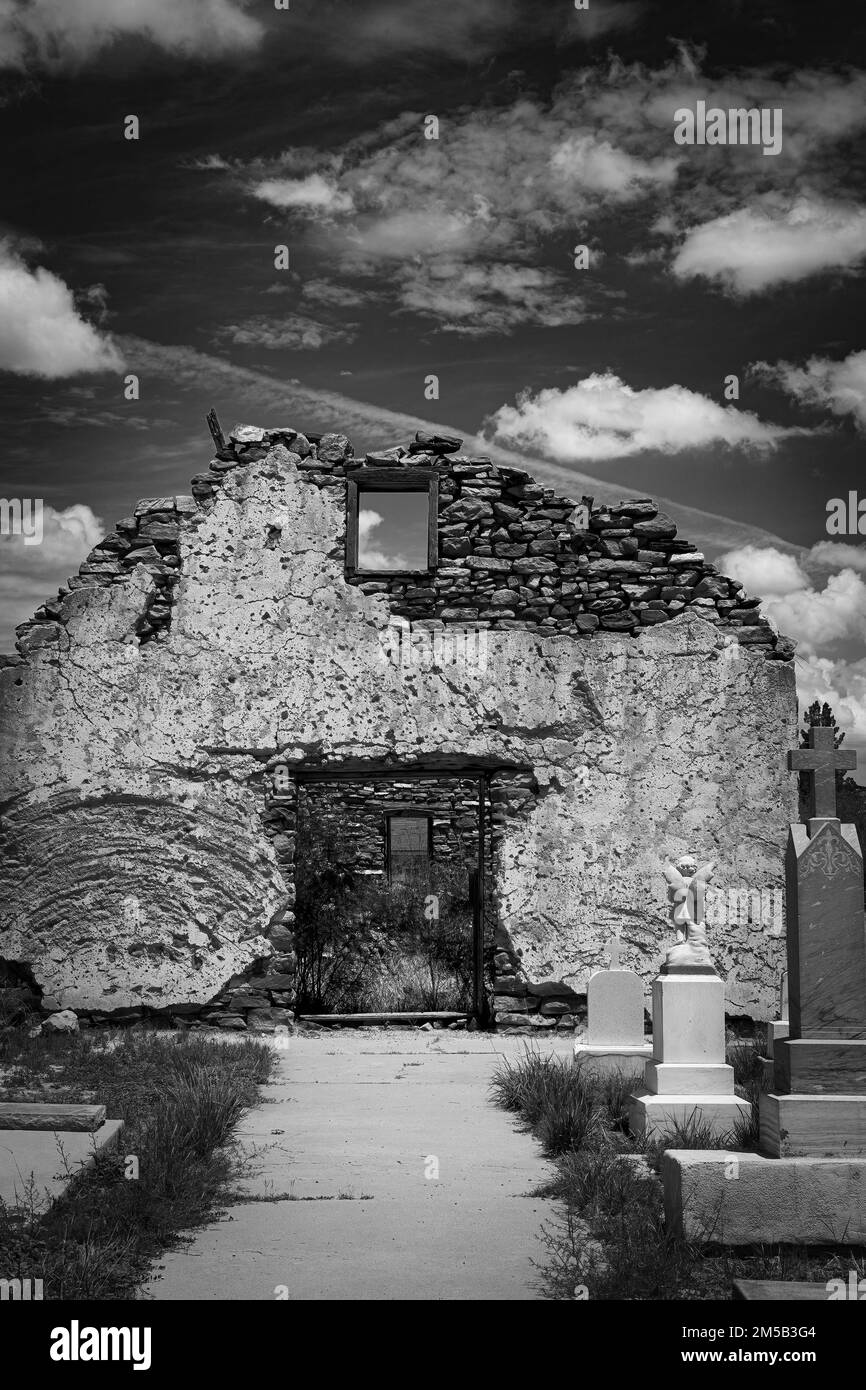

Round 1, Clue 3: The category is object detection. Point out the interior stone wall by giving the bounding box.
[296,776,485,873]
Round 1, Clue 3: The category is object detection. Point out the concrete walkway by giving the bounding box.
[142,1031,570,1301]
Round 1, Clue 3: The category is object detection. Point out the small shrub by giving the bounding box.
[490,1049,602,1155]
[536,1149,694,1301]
[731,1104,761,1150]
[727,1039,765,1089]
[642,1112,726,1171]
[597,1068,633,1131]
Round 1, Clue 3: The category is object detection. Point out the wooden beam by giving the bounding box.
[473,773,486,1023]
[427,473,439,571]
[205,407,226,452]
[297,1012,466,1026]
[349,469,436,488]
[345,478,359,571]
[293,761,530,781]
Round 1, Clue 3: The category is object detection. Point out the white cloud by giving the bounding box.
[808,541,866,574]
[240,71,690,330]
[299,279,375,308]
[765,570,866,649]
[357,508,408,572]
[716,543,809,597]
[398,261,588,335]
[251,174,354,217]
[0,0,263,69]
[549,133,678,200]
[752,349,866,430]
[671,196,866,295]
[718,543,866,769]
[720,544,866,651]
[571,55,866,170]
[358,510,382,543]
[219,314,357,351]
[0,239,123,378]
[0,503,105,651]
[235,52,866,327]
[189,153,231,171]
[794,653,866,763]
[485,372,803,462]
[347,208,484,261]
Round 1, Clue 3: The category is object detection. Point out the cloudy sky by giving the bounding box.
[1,0,865,766]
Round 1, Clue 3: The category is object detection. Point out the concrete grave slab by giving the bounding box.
[0,1120,124,1214]
[663,1149,866,1245]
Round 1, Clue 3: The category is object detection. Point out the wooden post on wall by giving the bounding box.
[472,773,487,1025]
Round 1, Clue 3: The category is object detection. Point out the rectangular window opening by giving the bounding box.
[346,472,438,576]
[387,813,433,884]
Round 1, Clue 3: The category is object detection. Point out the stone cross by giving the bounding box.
[788,725,856,822]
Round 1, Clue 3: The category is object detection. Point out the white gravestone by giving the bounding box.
[628,855,751,1141]
[573,935,652,1080]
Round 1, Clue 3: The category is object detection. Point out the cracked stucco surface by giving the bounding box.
[0,446,798,1016]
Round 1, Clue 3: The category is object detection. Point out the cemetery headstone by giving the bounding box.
[628,855,751,1140]
[573,934,652,1079]
[760,726,866,1155]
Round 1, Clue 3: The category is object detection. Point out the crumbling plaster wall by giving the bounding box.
[494,615,796,1017]
[0,442,798,1018]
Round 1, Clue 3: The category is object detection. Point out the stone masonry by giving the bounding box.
[0,425,798,1029]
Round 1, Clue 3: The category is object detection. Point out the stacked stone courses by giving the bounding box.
[5,424,790,664]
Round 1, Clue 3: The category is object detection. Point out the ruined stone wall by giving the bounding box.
[0,427,799,1024]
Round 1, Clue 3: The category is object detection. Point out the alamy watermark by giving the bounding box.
[49,1322,151,1370]
[826,491,866,536]
[0,497,43,545]
[378,620,488,672]
[674,101,782,156]
[1,1276,43,1300]
[704,886,783,935]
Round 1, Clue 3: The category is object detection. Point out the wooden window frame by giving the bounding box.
[346,470,439,579]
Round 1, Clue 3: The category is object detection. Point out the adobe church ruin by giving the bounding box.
[0,424,798,1026]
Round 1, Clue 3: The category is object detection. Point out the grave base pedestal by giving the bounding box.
[663,1149,866,1244]
[628,1091,751,1142]
[759,1092,866,1157]
[773,1038,866,1094]
[628,971,750,1141]
[573,1041,652,1081]
[644,1061,735,1095]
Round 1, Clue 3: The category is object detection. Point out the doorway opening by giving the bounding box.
[290,768,492,1023]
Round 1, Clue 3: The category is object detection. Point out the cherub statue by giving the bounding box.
[661,854,717,974]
